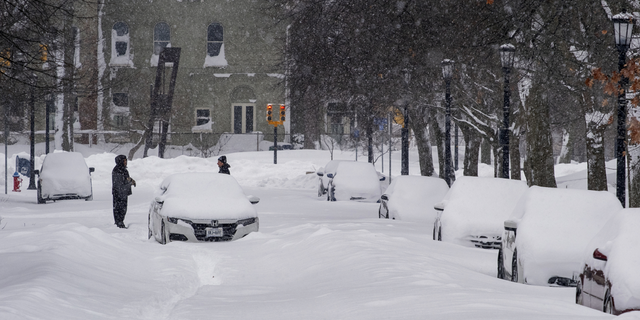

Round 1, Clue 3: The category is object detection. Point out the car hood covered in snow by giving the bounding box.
[40,152,92,197]
[155,172,257,220]
[512,186,622,286]
[439,176,528,246]
[332,162,381,202]
[385,176,449,221]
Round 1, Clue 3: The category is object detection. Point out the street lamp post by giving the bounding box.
[401,70,410,175]
[442,59,454,186]
[613,9,635,207]
[499,44,515,179]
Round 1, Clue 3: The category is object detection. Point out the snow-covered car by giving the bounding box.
[148,172,260,244]
[433,176,528,249]
[498,187,621,287]
[34,152,95,204]
[576,208,640,315]
[379,175,449,221]
[326,161,383,202]
[316,160,347,197]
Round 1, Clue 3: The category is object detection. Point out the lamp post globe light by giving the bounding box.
[499,44,515,179]
[442,59,454,186]
[613,9,635,207]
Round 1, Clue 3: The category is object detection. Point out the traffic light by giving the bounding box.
[279,104,286,122]
[39,44,48,62]
[0,48,10,74]
[266,104,273,122]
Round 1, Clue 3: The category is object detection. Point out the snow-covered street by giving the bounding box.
[0,149,631,319]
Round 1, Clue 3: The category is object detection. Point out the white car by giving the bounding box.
[35,152,94,204]
[433,176,528,249]
[325,161,383,202]
[576,208,640,315]
[379,176,449,221]
[148,172,260,244]
[498,187,622,287]
[316,160,347,197]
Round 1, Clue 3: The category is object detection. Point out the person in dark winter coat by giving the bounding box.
[218,155,231,174]
[112,155,136,228]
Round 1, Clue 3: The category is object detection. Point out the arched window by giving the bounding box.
[207,23,223,56]
[154,22,170,55]
[111,22,132,66]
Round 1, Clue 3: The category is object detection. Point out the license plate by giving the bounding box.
[206,227,223,237]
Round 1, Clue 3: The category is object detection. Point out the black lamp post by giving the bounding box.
[442,59,454,186]
[401,70,410,175]
[613,9,635,207]
[499,44,515,179]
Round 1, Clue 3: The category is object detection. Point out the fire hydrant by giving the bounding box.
[12,172,22,192]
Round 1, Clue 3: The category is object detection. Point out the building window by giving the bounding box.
[196,109,210,126]
[204,23,227,67]
[153,22,170,55]
[207,23,223,56]
[111,22,132,67]
[232,104,254,133]
[112,93,128,108]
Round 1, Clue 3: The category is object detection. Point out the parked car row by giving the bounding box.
[31,152,261,245]
[419,174,635,315]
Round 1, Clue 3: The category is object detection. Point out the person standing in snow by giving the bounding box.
[112,155,136,228]
[218,155,231,174]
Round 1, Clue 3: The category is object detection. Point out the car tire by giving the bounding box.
[497,249,505,279]
[604,291,613,314]
[37,184,45,204]
[511,250,518,282]
[148,215,152,240]
[160,221,167,245]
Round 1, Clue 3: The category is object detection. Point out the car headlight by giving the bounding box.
[238,217,256,226]
[167,217,192,225]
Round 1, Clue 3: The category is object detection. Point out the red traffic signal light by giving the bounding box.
[279,105,286,122]
[266,104,273,122]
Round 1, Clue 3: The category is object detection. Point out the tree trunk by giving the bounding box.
[525,82,557,188]
[480,138,492,165]
[430,115,445,179]
[585,119,608,191]
[410,109,434,176]
[461,125,480,176]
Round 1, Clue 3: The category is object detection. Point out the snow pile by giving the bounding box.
[39,152,93,198]
[331,161,382,202]
[383,175,449,222]
[512,186,622,286]
[439,176,528,246]
[583,208,640,311]
[157,172,257,220]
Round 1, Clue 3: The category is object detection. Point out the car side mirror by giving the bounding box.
[247,195,260,204]
[316,172,324,177]
[379,176,386,181]
[89,167,95,173]
[381,194,389,201]
[434,203,444,212]
[34,170,39,175]
[326,173,334,179]
[593,248,608,261]
[154,197,164,204]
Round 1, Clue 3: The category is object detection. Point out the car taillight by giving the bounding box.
[593,248,608,261]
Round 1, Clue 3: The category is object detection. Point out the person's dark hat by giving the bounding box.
[218,155,227,164]
[115,155,127,166]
